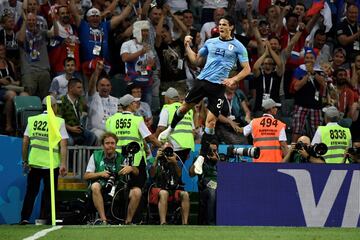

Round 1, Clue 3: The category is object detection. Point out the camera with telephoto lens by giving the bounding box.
[163,146,174,157]
[295,141,328,157]
[122,141,140,157]
[104,169,117,193]
[226,145,260,159]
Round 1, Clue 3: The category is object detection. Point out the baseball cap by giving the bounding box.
[161,87,179,99]
[333,47,346,57]
[322,106,340,118]
[304,47,318,58]
[119,94,141,107]
[86,8,100,17]
[262,98,281,110]
[42,95,57,106]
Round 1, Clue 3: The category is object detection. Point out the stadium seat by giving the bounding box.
[13,96,43,136]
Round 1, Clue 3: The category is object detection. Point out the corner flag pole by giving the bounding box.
[46,96,61,226]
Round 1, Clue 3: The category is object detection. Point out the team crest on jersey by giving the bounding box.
[228,44,234,51]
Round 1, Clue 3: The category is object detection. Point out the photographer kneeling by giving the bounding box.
[189,139,220,225]
[283,136,325,163]
[84,132,140,224]
[149,143,190,225]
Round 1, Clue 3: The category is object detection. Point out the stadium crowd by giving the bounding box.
[7,0,360,226]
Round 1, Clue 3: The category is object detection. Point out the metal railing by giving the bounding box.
[64,146,102,179]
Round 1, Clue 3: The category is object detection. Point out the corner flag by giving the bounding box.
[46,95,61,226]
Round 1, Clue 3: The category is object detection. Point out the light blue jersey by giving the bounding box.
[197,37,249,84]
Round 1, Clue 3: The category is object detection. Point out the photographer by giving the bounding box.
[149,143,190,225]
[189,139,220,225]
[84,132,140,225]
[311,106,352,164]
[345,139,360,164]
[283,136,325,163]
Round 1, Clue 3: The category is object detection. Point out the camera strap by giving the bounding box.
[66,94,80,121]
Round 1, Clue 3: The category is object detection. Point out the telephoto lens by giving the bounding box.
[227,146,260,159]
[163,146,174,157]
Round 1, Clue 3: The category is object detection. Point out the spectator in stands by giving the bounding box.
[17,11,57,99]
[216,84,250,144]
[121,20,155,105]
[149,142,190,225]
[290,48,326,143]
[49,57,76,100]
[0,12,20,68]
[293,2,306,18]
[336,3,360,62]
[199,8,225,47]
[59,78,96,146]
[182,9,195,33]
[200,0,228,25]
[169,11,184,41]
[68,0,137,79]
[309,29,331,66]
[242,98,288,162]
[265,4,281,34]
[84,132,140,224]
[48,5,81,75]
[311,106,352,164]
[333,68,357,121]
[20,95,67,225]
[252,41,284,115]
[155,87,195,162]
[106,94,162,217]
[279,12,319,98]
[283,135,325,163]
[155,6,188,96]
[0,0,22,23]
[189,138,220,225]
[142,2,163,112]
[127,82,153,130]
[332,47,350,74]
[19,0,48,31]
[87,60,118,142]
[350,53,360,95]
[0,43,27,134]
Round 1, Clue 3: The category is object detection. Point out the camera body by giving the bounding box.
[294,141,328,157]
[104,168,117,195]
[348,147,360,155]
[163,146,174,157]
[122,141,140,158]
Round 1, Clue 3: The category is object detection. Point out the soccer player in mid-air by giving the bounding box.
[158,15,251,161]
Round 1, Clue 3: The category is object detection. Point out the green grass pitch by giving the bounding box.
[0,225,359,240]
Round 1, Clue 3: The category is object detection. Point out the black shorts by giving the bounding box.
[185,79,225,117]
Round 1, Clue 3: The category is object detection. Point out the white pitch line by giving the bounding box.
[23,226,63,240]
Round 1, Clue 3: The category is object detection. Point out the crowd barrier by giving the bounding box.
[217,163,360,227]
